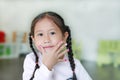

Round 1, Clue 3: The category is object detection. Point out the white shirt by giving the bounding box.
[23,52,92,80]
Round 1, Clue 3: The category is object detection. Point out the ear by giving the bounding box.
[31,35,35,42]
[63,32,69,42]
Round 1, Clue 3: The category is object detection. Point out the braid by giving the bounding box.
[29,34,40,80]
[66,26,77,80]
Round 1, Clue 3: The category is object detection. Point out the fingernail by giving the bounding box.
[65,43,67,46]
[67,49,69,52]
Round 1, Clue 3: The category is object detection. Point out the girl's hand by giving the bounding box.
[39,41,69,70]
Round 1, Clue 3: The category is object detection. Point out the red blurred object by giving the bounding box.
[0,31,5,43]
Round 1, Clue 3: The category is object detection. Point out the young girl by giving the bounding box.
[23,11,92,80]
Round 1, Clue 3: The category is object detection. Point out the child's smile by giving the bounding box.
[39,45,54,49]
[32,17,68,54]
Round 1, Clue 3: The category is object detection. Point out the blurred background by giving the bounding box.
[0,0,120,80]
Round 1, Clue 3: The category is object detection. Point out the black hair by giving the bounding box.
[29,11,77,80]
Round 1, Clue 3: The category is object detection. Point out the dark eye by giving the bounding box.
[50,32,56,35]
[38,33,43,36]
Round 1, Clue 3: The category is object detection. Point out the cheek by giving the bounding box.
[52,36,64,45]
[34,39,42,49]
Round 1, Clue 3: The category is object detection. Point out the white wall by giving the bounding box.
[0,0,120,61]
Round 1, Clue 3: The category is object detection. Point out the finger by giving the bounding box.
[58,49,69,59]
[53,41,64,52]
[58,59,64,62]
[56,43,67,54]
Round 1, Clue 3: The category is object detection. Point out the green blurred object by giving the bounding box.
[97,40,120,67]
[97,40,111,66]
[5,45,11,55]
[114,40,120,67]
[72,40,81,60]
[0,44,4,56]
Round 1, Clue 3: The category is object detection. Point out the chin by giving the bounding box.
[45,48,53,53]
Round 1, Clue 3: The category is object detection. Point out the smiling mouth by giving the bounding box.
[43,46,54,49]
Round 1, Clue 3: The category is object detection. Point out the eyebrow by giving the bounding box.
[35,28,56,33]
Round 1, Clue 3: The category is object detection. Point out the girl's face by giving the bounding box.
[32,18,68,53]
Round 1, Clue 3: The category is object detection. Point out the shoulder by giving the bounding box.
[23,52,35,65]
[23,52,37,72]
[74,58,92,80]
[74,58,85,70]
[25,52,35,59]
[74,58,81,66]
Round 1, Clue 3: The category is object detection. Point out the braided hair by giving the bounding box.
[29,34,39,80]
[66,26,77,80]
[29,11,77,80]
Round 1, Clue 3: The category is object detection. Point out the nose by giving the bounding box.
[44,34,50,43]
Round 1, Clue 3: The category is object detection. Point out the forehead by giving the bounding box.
[34,18,61,32]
